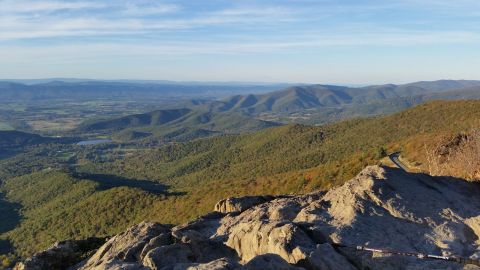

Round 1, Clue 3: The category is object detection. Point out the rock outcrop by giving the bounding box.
[16,166,480,270]
[214,196,275,214]
[225,220,315,264]
[78,222,171,270]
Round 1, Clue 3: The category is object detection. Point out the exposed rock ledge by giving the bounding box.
[15,166,480,270]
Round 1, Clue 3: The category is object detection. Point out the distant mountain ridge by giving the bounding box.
[4,79,479,137]
[208,80,480,114]
[1,79,478,104]
[0,81,288,101]
[74,79,480,139]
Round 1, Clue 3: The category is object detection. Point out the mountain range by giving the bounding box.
[207,80,480,115]
[0,81,287,101]
[73,80,480,141]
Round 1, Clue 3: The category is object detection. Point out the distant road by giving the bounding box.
[389,152,408,172]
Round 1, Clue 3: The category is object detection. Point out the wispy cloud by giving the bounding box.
[1,0,480,82]
[0,1,302,41]
[2,0,479,42]
[119,2,181,16]
[214,6,293,17]
[1,29,478,63]
[0,0,106,13]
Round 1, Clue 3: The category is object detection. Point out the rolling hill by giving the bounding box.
[0,131,50,149]
[78,109,192,133]
[0,131,59,159]
[0,131,76,160]
[77,109,280,142]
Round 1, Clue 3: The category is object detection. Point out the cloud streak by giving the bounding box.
[0,0,106,13]
[1,0,480,82]
[0,1,304,41]
[1,0,478,43]
[2,30,478,61]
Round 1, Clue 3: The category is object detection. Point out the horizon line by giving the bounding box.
[1,77,479,87]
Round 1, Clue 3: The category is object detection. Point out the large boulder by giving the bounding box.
[142,243,195,269]
[172,212,225,241]
[79,222,170,269]
[138,233,174,261]
[225,220,315,264]
[215,195,320,238]
[214,196,275,214]
[142,239,237,269]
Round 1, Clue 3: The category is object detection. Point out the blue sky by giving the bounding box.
[1,0,479,84]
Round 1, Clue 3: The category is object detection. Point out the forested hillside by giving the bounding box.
[0,131,58,159]
[78,109,279,142]
[0,131,50,149]
[80,100,480,225]
[0,171,161,257]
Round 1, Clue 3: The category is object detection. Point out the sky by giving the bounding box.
[1,0,480,84]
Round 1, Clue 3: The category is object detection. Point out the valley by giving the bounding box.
[3,80,480,138]
[0,80,479,269]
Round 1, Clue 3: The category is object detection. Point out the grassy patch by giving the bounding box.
[0,122,14,131]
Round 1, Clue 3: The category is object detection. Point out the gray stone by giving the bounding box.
[79,222,170,269]
[79,258,148,270]
[139,233,174,261]
[142,244,195,270]
[305,244,357,270]
[214,196,274,214]
[160,258,240,270]
[240,254,304,270]
[225,220,315,264]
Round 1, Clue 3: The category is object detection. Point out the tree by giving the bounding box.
[376,146,387,159]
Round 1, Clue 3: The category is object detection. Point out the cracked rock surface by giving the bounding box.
[16,166,480,270]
